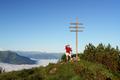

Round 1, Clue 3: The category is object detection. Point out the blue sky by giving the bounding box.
[0,0,120,52]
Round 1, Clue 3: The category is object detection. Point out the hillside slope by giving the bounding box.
[0,51,36,64]
[17,51,63,59]
[0,59,119,80]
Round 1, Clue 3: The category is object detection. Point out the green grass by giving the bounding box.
[0,59,120,80]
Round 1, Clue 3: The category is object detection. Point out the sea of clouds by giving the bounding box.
[0,59,58,72]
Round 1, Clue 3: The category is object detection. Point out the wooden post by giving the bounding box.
[76,17,78,59]
[69,17,84,61]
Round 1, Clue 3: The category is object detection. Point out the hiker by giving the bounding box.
[65,45,72,61]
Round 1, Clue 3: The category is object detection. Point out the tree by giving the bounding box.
[82,43,120,72]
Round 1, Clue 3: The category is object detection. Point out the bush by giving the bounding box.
[82,43,120,72]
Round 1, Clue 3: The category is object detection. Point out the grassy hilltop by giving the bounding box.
[0,43,120,80]
[0,59,119,80]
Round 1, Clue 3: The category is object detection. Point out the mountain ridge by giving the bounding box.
[16,51,63,59]
[0,51,36,64]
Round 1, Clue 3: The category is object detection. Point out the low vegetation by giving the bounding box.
[81,43,120,72]
[0,59,119,80]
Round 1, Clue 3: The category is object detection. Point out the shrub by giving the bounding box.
[82,43,120,72]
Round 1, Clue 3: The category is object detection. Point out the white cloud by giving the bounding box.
[0,48,8,51]
[0,59,58,72]
[0,48,5,51]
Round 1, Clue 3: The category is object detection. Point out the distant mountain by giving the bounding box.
[0,51,36,64]
[16,51,63,59]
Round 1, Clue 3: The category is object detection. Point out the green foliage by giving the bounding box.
[0,59,119,80]
[61,53,81,62]
[82,43,120,72]
[61,54,66,61]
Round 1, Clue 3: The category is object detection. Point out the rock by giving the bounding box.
[49,67,57,74]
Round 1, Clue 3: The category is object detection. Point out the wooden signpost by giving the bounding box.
[69,17,84,61]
